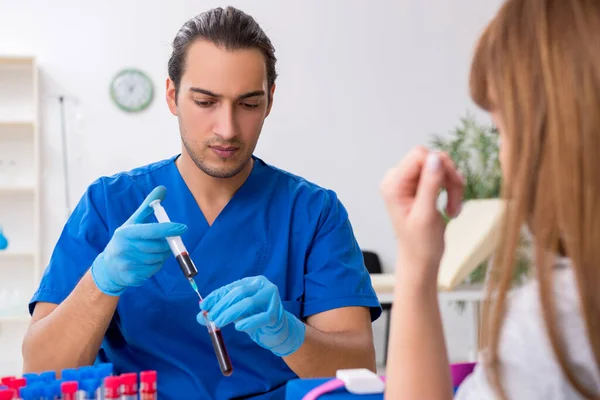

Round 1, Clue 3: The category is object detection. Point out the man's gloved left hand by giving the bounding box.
[198,275,306,357]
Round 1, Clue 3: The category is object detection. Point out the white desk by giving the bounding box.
[370,274,484,362]
[370,273,485,302]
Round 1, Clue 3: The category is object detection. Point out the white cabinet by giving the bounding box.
[0,56,40,374]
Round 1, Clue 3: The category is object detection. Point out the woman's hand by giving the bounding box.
[382,147,460,400]
[380,147,464,286]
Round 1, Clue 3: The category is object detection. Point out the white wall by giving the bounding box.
[0,0,502,372]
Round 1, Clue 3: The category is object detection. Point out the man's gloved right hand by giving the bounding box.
[91,186,187,296]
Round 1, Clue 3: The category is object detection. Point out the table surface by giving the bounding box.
[370,273,485,304]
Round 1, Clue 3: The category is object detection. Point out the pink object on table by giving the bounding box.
[450,362,476,388]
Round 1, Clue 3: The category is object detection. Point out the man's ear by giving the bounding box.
[166,78,178,116]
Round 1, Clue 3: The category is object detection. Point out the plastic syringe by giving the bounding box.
[149,200,234,377]
[149,200,198,280]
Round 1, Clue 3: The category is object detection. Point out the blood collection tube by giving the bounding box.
[0,378,13,388]
[149,199,234,377]
[8,377,26,399]
[41,384,59,400]
[120,373,137,400]
[19,385,40,400]
[39,371,56,383]
[0,378,15,400]
[11,378,26,392]
[104,376,121,399]
[22,373,39,385]
[204,310,234,377]
[60,381,78,400]
[60,369,80,382]
[79,379,99,400]
[139,371,157,400]
[49,380,62,400]
[79,366,96,380]
[95,362,113,400]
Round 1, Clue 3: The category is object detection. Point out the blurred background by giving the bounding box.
[0,0,503,375]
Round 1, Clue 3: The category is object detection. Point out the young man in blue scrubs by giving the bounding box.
[22,6,381,399]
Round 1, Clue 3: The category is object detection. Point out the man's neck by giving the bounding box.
[175,151,254,224]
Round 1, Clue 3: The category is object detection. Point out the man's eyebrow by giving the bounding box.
[238,90,265,100]
[189,87,265,100]
[189,87,220,97]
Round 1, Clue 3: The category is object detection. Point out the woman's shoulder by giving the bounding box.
[505,259,587,351]
[456,260,600,399]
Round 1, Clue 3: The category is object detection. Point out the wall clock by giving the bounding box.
[110,68,154,113]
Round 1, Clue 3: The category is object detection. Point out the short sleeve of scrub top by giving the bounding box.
[29,178,111,313]
[300,189,382,321]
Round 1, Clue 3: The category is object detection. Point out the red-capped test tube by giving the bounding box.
[0,377,14,387]
[104,376,122,399]
[139,371,157,400]
[0,390,13,400]
[120,373,138,400]
[9,378,26,396]
[60,381,78,400]
[0,376,15,400]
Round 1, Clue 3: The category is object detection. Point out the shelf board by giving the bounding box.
[0,185,36,193]
[0,315,31,323]
[0,56,34,65]
[0,251,35,259]
[0,120,35,128]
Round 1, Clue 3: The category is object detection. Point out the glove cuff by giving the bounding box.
[270,311,306,357]
[91,257,125,296]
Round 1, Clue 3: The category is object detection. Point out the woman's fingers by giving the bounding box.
[381,146,428,205]
[439,153,465,217]
[439,152,465,187]
[382,147,464,221]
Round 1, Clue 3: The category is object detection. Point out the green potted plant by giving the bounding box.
[431,112,530,286]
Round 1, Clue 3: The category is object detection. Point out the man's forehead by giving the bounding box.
[184,41,266,75]
[181,41,268,94]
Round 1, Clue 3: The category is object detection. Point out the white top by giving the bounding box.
[455,260,600,399]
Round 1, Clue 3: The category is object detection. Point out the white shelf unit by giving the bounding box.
[0,56,40,330]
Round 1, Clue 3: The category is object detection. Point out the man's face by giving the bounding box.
[167,40,275,178]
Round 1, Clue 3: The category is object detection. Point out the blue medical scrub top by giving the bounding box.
[30,155,381,400]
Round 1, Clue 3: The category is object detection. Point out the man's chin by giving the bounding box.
[198,156,251,179]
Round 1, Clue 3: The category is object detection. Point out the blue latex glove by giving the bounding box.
[91,186,187,296]
[198,275,306,357]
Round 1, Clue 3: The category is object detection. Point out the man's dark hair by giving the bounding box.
[168,6,278,102]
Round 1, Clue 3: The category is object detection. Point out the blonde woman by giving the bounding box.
[383,0,600,398]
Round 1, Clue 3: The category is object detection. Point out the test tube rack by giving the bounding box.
[0,363,157,400]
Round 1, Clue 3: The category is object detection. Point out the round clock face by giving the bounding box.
[110,68,154,113]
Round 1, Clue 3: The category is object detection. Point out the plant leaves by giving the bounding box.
[429,112,526,286]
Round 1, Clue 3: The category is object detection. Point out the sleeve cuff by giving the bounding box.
[29,288,68,315]
[303,295,382,321]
